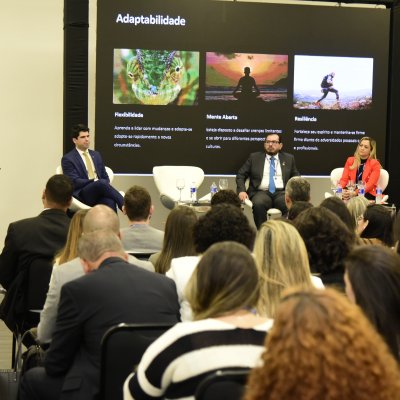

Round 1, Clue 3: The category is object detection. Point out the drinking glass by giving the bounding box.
[330,179,338,196]
[176,178,185,202]
[218,178,229,191]
[357,180,365,190]
[347,180,356,194]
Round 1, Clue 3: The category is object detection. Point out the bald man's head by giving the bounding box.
[83,205,120,234]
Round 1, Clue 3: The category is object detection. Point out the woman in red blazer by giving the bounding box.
[340,136,381,200]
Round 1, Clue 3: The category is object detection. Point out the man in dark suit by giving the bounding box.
[61,124,123,212]
[20,229,180,400]
[0,174,72,331]
[236,133,300,228]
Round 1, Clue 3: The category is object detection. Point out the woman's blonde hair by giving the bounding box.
[253,220,313,318]
[54,209,88,265]
[346,195,369,230]
[186,241,259,320]
[350,136,377,170]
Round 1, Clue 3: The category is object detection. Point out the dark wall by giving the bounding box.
[63,0,89,153]
[386,3,400,206]
[63,0,400,207]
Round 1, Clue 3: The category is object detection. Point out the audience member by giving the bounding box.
[287,200,313,220]
[254,220,322,318]
[54,209,88,265]
[37,205,154,344]
[320,196,355,232]
[346,195,369,232]
[359,204,394,247]
[210,189,242,208]
[0,175,72,332]
[61,124,124,211]
[294,206,356,290]
[284,176,310,210]
[124,241,273,400]
[344,245,400,361]
[244,287,400,400]
[20,229,180,400]
[121,185,164,254]
[167,204,256,320]
[151,206,197,274]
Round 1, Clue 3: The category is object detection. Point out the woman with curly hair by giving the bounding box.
[253,220,322,318]
[244,288,400,400]
[293,206,356,290]
[345,245,400,361]
[150,206,198,274]
[166,204,255,321]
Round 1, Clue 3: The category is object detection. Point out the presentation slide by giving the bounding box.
[95,0,390,176]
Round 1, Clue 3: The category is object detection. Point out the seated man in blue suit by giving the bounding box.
[61,124,123,212]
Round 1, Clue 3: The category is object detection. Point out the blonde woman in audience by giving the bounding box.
[53,209,88,265]
[244,288,400,400]
[253,220,322,318]
[124,241,273,400]
[346,195,370,233]
[150,206,197,274]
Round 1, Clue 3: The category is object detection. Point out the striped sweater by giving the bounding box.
[123,318,273,400]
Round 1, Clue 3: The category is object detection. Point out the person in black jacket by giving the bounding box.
[20,229,180,400]
[0,174,72,332]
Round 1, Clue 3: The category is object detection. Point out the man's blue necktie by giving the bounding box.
[269,156,276,193]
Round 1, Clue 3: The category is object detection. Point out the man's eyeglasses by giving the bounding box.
[265,140,280,145]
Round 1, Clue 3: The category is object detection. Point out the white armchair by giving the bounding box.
[152,166,205,209]
[325,167,389,202]
[56,165,115,211]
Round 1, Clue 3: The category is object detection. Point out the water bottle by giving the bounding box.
[375,186,382,204]
[190,182,197,203]
[335,183,342,200]
[210,182,218,198]
[358,182,365,197]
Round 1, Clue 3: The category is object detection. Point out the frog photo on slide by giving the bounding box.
[114,49,199,105]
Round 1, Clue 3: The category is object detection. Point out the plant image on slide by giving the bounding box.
[113,49,199,105]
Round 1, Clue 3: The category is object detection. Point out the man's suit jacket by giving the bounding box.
[0,209,70,290]
[37,255,155,344]
[61,148,109,198]
[120,224,164,253]
[236,151,300,197]
[44,257,180,400]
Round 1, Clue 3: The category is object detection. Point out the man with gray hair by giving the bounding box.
[285,176,311,210]
[78,229,126,266]
[21,229,180,400]
[37,205,154,344]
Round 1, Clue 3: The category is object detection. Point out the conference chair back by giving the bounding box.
[99,322,176,400]
[195,368,250,400]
